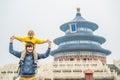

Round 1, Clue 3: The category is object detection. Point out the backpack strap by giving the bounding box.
[20,50,26,61]
[17,50,26,73]
[17,60,24,73]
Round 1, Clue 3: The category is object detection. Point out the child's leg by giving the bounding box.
[33,50,38,63]
[20,49,26,61]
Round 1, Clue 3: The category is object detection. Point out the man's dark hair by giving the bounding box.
[26,42,34,48]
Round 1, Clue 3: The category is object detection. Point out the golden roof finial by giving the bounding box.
[77,8,80,12]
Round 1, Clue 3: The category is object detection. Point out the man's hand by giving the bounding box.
[46,39,49,43]
[12,35,15,39]
[10,36,14,43]
[48,40,52,48]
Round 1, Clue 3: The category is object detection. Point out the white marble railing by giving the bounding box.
[1,60,120,80]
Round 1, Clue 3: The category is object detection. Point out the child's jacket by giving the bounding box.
[15,36,46,49]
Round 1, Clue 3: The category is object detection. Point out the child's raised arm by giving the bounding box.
[13,35,26,42]
[36,38,47,44]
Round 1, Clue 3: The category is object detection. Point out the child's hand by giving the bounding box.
[48,40,52,48]
[12,35,15,39]
[46,39,50,43]
[10,36,14,43]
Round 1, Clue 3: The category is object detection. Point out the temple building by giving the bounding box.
[51,8,111,64]
[0,8,120,80]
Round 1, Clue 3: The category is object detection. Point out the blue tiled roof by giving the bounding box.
[60,13,98,32]
[72,13,85,21]
[60,21,98,32]
[51,44,111,56]
[54,34,106,45]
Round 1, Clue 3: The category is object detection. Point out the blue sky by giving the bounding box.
[0,0,120,66]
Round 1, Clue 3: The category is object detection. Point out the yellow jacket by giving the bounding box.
[15,36,46,49]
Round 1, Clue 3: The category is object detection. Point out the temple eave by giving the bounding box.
[60,21,98,32]
[51,48,111,56]
[54,35,106,45]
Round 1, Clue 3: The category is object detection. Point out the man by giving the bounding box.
[9,36,51,80]
[12,30,49,64]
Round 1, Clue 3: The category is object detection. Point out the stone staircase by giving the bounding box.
[108,64,120,75]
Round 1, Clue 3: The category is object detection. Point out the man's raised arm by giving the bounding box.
[38,40,51,59]
[9,36,21,58]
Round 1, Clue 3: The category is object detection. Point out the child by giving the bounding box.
[13,30,49,65]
